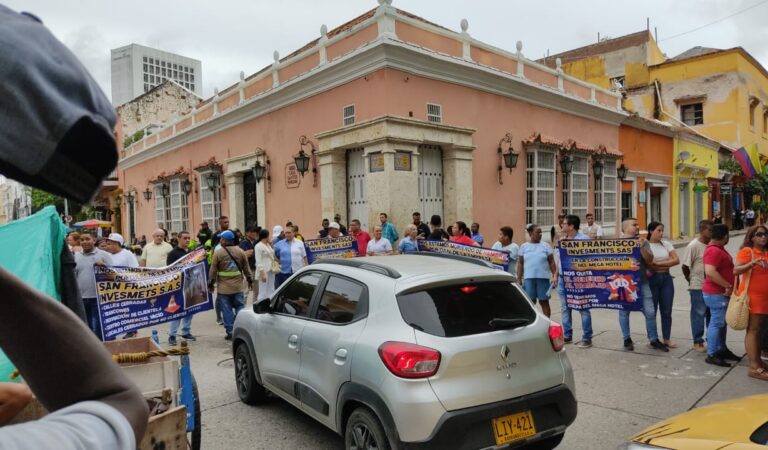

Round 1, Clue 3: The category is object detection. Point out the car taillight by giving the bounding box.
[548,323,565,352]
[378,341,441,378]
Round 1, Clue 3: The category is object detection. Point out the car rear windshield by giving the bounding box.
[396,282,537,337]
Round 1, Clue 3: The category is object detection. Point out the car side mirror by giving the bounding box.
[254,299,272,314]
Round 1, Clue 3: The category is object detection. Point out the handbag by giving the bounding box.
[270,253,281,274]
[726,249,752,330]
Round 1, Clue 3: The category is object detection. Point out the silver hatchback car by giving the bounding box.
[232,253,577,450]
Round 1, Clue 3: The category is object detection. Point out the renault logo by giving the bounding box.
[500,345,511,361]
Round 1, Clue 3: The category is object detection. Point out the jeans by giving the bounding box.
[703,293,728,357]
[649,272,675,341]
[219,292,245,336]
[215,296,223,322]
[83,297,103,340]
[558,277,593,341]
[618,281,659,342]
[689,290,707,344]
[275,272,292,289]
[169,316,193,337]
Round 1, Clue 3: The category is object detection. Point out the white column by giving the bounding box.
[272,51,280,88]
[515,41,525,78]
[460,19,472,61]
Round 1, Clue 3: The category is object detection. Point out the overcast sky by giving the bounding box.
[5,0,768,101]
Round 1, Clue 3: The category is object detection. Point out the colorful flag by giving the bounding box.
[733,144,761,178]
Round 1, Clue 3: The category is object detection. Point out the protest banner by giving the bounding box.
[304,236,359,263]
[417,240,509,271]
[558,238,643,311]
[94,248,213,340]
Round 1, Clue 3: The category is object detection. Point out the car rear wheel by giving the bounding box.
[344,407,391,450]
[234,344,267,405]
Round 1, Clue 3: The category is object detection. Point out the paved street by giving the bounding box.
[162,234,764,450]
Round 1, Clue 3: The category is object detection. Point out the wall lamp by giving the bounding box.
[496,132,519,185]
[252,148,272,192]
[295,135,318,187]
[143,187,152,201]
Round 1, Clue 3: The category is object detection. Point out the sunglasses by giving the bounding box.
[755,232,768,238]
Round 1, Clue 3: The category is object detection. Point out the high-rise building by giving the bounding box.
[111,44,202,106]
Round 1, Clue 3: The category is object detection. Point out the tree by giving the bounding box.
[30,188,63,213]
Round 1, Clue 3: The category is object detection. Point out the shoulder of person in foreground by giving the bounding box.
[0,268,148,446]
[0,400,135,450]
[735,246,752,263]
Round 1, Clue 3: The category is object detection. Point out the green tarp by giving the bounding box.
[0,206,66,381]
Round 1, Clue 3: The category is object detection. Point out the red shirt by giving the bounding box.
[702,243,734,294]
[450,235,478,246]
[351,230,371,257]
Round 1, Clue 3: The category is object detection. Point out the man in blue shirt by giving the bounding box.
[379,212,399,245]
[556,215,593,349]
[471,222,484,246]
[273,228,308,288]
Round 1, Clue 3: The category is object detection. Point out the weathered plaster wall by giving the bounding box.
[117,82,200,138]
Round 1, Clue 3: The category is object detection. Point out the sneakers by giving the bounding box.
[761,351,768,362]
[181,334,197,341]
[623,338,634,351]
[168,336,177,346]
[648,340,669,352]
[576,340,592,349]
[717,348,742,362]
[564,337,573,344]
[705,355,732,367]
[692,342,707,353]
[224,334,232,341]
[216,319,223,325]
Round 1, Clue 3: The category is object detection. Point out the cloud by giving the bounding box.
[63,26,112,97]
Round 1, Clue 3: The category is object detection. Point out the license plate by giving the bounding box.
[492,410,536,445]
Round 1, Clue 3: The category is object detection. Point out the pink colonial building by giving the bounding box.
[118,0,627,242]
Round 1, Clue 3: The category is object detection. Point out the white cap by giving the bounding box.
[106,233,124,246]
[272,225,284,238]
[328,222,340,230]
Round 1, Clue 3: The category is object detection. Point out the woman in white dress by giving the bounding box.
[254,229,276,301]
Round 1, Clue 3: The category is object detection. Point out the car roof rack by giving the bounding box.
[411,251,495,269]
[313,258,402,279]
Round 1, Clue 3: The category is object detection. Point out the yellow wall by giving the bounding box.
[670,137,719,237]
[561,56,611,89]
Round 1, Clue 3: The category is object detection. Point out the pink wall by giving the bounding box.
[123,66,618,242]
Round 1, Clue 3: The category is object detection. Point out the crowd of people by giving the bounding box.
[70,208,768,381]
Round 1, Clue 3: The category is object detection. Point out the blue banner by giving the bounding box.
[95,248,213,340]
[417,240,509,271]
[304,236,359,263]
[558,239,643,311]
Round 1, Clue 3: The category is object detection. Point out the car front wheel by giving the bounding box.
[234,344,267,405]
[344,407,391,450]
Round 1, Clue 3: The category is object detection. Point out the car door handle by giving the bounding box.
[334,348,348,366]
[288,334,299,352]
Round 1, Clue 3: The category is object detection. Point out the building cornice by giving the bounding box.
[119,38,626,170]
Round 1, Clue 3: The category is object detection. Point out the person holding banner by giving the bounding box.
[167,231,196,345]
[255,228,277,301]
[556,215,594,348]
[517,225,557,318]
[450,221,480,247]
[349,220,371,256]
[209,230,253,340]
[75,233,113,338]
[647,221,680,349]
[492,226,519,279]
[618,218,667,352]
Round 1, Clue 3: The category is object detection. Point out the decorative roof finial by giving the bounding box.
[320,24,328,37]
[213,88,219,97]
[239,71,245,82]
[377,0,393,5]
[555,57,562,70]
[460,19,469,33]
[516,41,523,53]
[273,51,280,63]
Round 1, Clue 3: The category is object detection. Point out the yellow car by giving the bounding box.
[624,394,768,449]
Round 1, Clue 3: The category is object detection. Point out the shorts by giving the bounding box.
[523,278,551,303]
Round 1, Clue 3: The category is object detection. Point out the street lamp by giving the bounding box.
[592,159,604,179]
[496,132,519,185]
[125,191,135,205]
[560,154,573,175]
[617,163,628,181]
[295,135,318,187]
[143,187,152,201]
[160,183,170,198]
[252,160,265,183]
[205,172,219,191]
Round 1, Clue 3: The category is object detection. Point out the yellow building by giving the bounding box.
[542,33,768,234]
[671,132,721,238]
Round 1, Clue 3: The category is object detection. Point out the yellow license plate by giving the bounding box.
[492,410,536,445]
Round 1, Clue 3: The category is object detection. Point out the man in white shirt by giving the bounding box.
[104,233,138,267]
[140,229,173,268]
[75,233,113,337]
[682,220,713,352]
[582,213,604,239]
